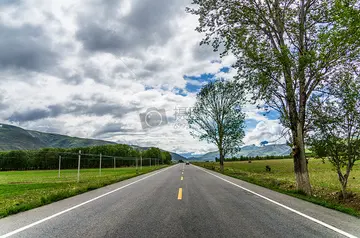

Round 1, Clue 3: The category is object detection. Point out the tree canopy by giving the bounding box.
[187,80,246,172]
[309,71,360,198]
[187,0,360,194]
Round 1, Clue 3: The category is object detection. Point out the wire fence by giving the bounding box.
[0,150,162,182]
[55,150,161,182]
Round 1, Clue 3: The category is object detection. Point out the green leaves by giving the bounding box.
[187,0,360,128]
[187,80,246,157]
[188,0,360,191]
[309,71,360,180]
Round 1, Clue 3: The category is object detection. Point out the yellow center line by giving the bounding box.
[178,188,183,200]
[181,176,183,180]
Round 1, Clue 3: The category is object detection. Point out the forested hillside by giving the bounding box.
[0,124,115,151]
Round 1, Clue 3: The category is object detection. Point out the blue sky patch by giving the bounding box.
[219,67,230,73]
[183,67,232,93]
[185,83,202,93]
[245,119,258,131]
[257,109,280,120]
[173,87,187,96]
[183,73,215,93]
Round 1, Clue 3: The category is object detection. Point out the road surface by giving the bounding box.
[0,164,359,238]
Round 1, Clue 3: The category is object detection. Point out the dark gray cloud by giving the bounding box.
[126,59,169,80]
[7,94,139,122]
[7,104,64,122]
[76,0,184,55]
[92,122,134,137]
[144,59,167,72]
[68,102,133,118]
[82,61,105,83]
[8,109,50,122]
[0,24,59,72]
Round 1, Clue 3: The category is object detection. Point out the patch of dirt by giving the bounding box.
[315,189,360,213]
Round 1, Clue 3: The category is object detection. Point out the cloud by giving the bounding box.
[8,109,49,122]
[0,94,9,111]
[7,97,138,123]
[92,122,133,137]
[243,120,286,146]
[76,0,185,55]
[0,24,59,72]
[192,43,218,61]
[0,0,284,155]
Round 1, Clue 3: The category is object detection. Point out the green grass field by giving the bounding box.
[194,159,360,216]
[0,166,167,218]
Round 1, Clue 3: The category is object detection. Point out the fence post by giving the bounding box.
[150,158,151,167]
[99,153,102,176]
[136,157,138,174]
[114,157,116,170]
[58,155,61,178]
[77,150,81,183]
[140,155,142,170]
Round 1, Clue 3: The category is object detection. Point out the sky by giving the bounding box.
[0,0,285,155]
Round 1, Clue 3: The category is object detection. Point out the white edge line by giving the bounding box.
[195,165,358,238]
[0,166,174,238]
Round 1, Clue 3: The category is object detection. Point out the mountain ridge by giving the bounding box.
[0,123,185,161]
[187,144,292,161]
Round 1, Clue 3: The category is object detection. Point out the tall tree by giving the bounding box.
[187,80,245,172]
[309,71,360,199]
[187,0,360,194]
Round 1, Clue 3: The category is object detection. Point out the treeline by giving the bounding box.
[221,155,292,162]
[0,144,172,171]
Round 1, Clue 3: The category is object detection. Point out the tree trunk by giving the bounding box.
[340,180,348,199]
[337,169,349,199]
[293,123,312,195]
[219,150,224,173]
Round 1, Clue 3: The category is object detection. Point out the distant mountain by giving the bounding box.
[168,152,186,161]
[239,144,291,157]
[187,144,292,161]
[0,123,186,161]
[130,145,186,161]
[188,151,218,162]
[0,124,115,151]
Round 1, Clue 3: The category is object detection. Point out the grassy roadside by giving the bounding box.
[0,165,168,218]
[193,160,360,217]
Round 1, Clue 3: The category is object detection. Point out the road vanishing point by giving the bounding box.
[0,164,359,238]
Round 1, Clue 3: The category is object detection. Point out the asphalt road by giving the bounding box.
[0,164,359,238]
